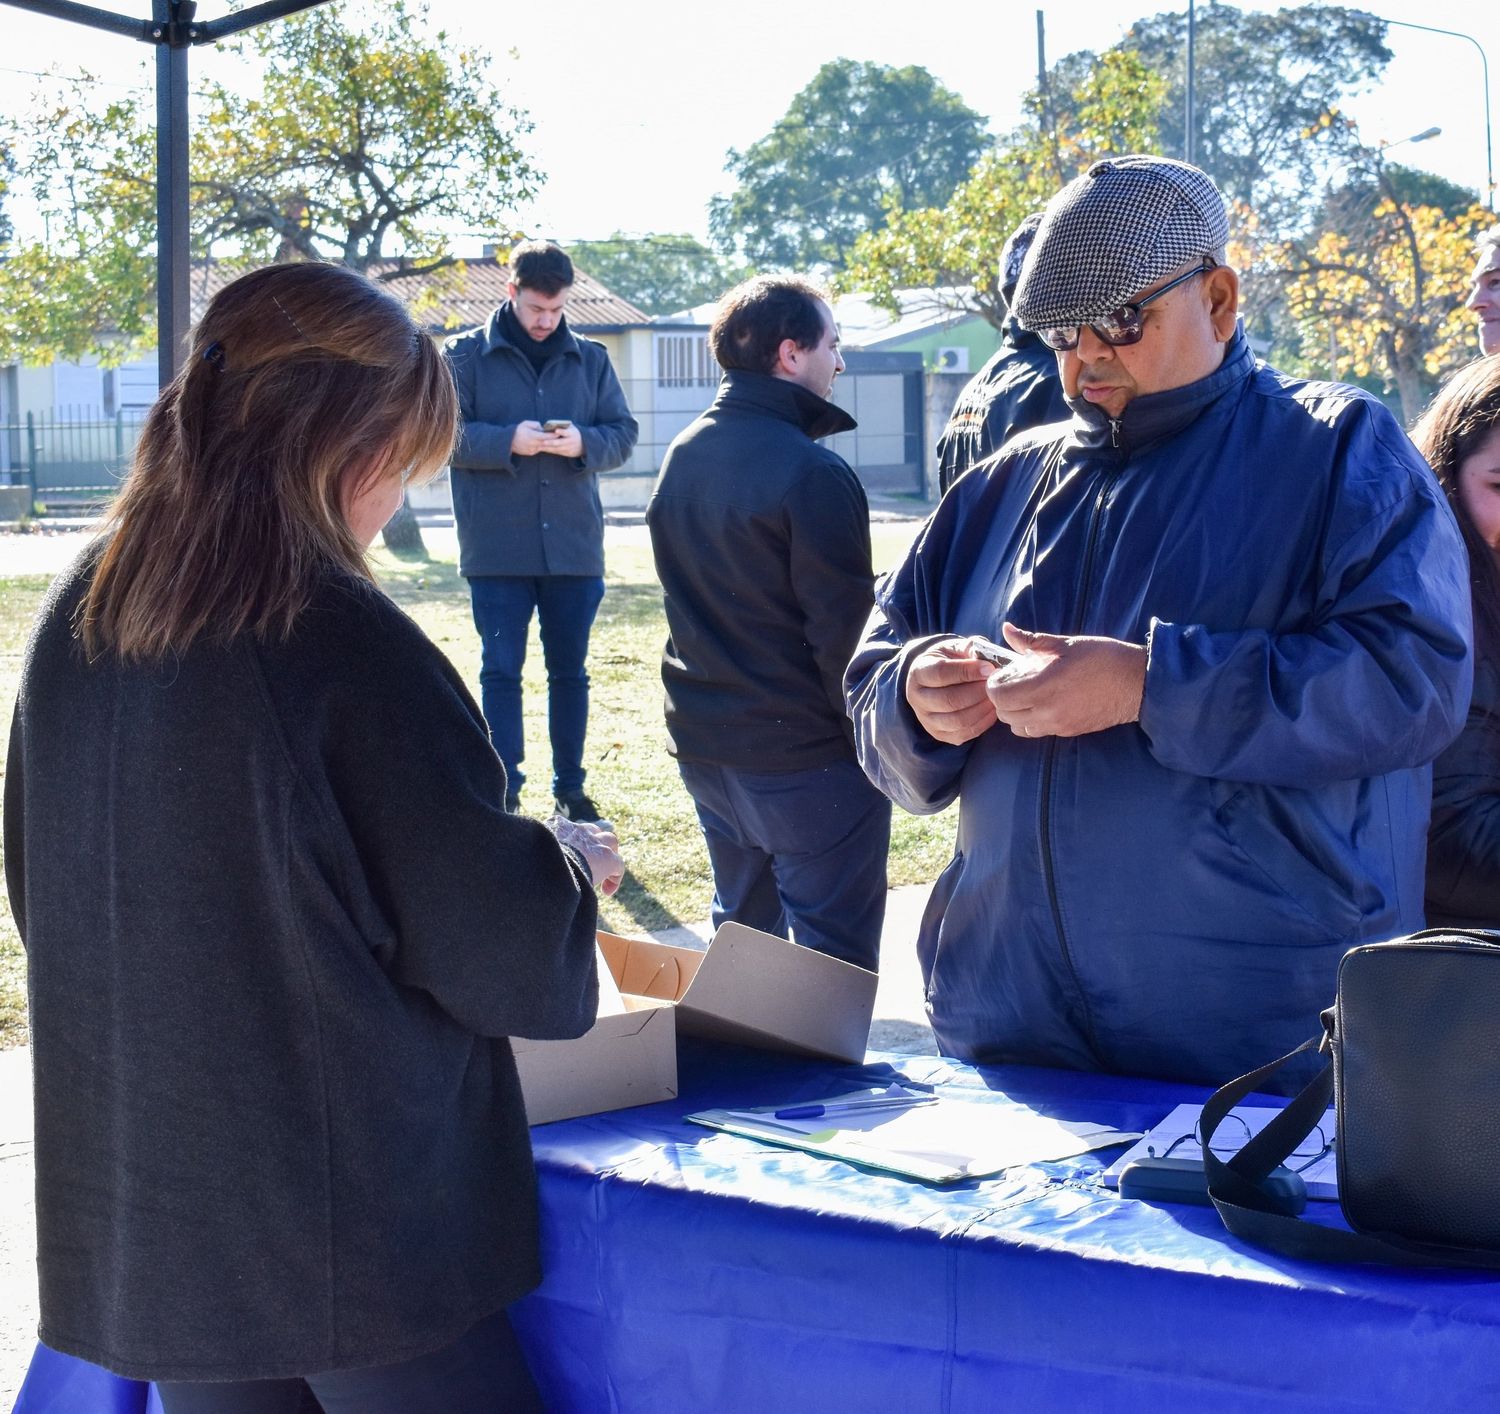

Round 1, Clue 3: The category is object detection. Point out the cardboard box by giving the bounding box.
[514,924,878,1125]
[513,932,681,1126]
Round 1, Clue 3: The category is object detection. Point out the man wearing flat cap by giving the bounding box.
[846,156,1473,1089]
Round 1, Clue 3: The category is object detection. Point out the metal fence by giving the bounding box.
[0,411,149,504]
[1,359,928,509]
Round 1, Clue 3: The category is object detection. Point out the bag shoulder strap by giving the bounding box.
[1200,1040,1500,1270]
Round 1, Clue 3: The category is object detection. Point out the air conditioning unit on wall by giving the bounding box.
[934,346,970,373]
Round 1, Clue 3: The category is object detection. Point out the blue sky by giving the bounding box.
[2,0,1494,248]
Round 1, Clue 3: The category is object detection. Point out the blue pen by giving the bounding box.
[773,1091,935,1122]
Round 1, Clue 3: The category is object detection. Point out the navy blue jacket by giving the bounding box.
[846,331,1472,1088]
[445,306,639,577]
[647,370,871,770]
[935,320,1069,493]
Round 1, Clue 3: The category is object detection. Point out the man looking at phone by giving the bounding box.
[846,157,1472,1087]
[647,277,891,969]
[445,239,639,822]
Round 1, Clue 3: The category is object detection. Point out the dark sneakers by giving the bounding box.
[553,792,612,829]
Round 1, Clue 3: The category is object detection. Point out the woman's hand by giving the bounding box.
[548,816,626,896]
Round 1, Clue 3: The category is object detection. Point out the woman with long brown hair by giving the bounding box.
[1413,354,1500,930]
[4,262,621,1411]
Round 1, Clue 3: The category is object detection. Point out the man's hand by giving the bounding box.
[549,424,585,459]
[985,623,1146,739]
[904,638,999,745]
[511,420,553,457]
[548,816,625,896]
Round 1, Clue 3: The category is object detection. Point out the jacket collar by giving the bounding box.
[1067,325,1255,458]
[712,368,858,440]
[477,301,585,361]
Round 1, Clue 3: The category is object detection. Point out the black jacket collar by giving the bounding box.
[712,369,858,441]
[1068,325,1255,458]
[478,302,584,362]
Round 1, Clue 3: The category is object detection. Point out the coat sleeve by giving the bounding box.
[843,493,982,814]
[2,699,24,947]
[783,460,876,743]
[286,598,599,1041]
[576,350,639,474]
[1140,417,1473,788]
[1426,684,1500,922]
[446,342,521,473]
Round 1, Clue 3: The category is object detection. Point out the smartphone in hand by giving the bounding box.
[542,419,573,432]
[969,637,1020,668]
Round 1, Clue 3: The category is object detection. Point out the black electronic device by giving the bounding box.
[1119,1156,1307,1215]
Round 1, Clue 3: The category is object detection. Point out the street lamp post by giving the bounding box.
[1353,9,1494,212]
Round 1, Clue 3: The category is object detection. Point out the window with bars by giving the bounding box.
[653,332,719,388]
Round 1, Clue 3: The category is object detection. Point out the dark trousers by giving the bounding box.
[677,757,891,970]
[468,574,605,798]
[153,1308,542,1413]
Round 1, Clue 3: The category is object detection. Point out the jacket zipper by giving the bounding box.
[1037,424,1122,1062]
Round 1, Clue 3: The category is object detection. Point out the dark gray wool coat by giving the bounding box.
[3,553,600,1382]
[445,307,639,579]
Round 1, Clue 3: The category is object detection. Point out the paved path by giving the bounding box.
[0,883,935,1402]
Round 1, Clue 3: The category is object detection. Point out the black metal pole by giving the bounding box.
[1185,0,1196,165]
[154,0,193,386]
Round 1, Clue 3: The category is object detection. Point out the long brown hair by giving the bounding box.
[77,262,457,661]
[1412,355,1500,661]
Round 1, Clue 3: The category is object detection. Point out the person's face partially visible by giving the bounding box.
[1466,246,1500,356]
[1057,264,1229,421]
[509,282,569,340]
[787,301,845,399]
[1458,425,1500,554]
[343,469,404,548]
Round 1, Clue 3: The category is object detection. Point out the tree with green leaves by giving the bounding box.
[1256,120,1487,422]
[0,137,13,248]
[1049,4,1391,236]
[842,50,1165,330]
[0,0,538,366]
[569,233,745,316]
[708,59,988,272]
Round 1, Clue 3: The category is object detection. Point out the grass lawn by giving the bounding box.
[0,520,954,1049]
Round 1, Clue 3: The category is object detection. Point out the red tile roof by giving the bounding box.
[188,257,650,334]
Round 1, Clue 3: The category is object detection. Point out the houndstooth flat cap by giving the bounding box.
[1012,156,1229,329]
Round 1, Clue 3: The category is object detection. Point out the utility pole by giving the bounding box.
[1185,0,1196,165]
[2,0,332,385]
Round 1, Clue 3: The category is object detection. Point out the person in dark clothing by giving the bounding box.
[444,239,639,824]
[847,157,1471,1089]
[3,263,623,1412]
[936,213,1069,494]
[1414,354,1500,929]
[647,276,891,970]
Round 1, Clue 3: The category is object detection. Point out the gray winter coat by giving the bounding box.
[445,307,639,577]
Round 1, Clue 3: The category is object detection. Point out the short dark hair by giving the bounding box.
[509,240,574,296]
[709,276,830,374]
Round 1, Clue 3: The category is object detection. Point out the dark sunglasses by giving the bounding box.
[1038,261,1216,352]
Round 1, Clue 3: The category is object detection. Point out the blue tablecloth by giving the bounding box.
[17,1041,1500,1412]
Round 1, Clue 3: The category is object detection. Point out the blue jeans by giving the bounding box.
[154,1307,542,1413]
[677,757,891,970]
[468,574,605,798]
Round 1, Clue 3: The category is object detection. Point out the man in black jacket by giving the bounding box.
[646,277,891,970]
[935,213,1068,494]
[444,240,639,822]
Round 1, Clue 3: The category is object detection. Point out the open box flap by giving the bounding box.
[676,922,876,1063]
[597,931,702,1002]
